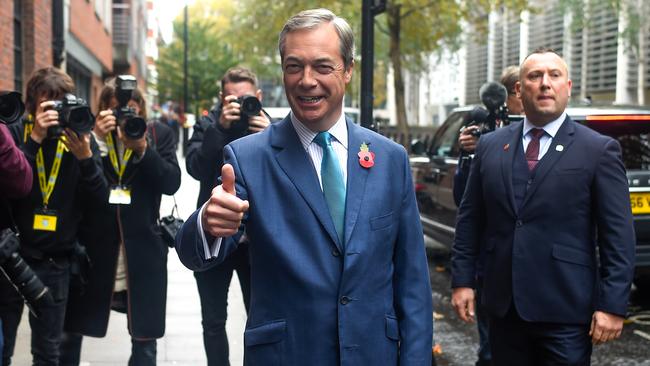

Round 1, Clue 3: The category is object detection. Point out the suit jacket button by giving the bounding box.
[516,220,523,227]
[340,296,350,305]
[332,249,340,257]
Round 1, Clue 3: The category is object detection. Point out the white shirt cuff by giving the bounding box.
[197,201,222,259]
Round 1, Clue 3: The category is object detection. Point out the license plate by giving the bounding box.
[630,193,650,214]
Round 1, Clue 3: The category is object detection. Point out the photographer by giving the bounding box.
[453,66,523,366]
[185,66,269,365]
[59,77,181,366]
[0,67,107,365]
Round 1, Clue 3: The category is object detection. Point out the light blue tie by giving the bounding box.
[314,132,346,245]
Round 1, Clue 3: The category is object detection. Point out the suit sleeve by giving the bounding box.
[175,143,246,271]
[393,148,433,365]
[593,138,635,316]
[451,137,486,289]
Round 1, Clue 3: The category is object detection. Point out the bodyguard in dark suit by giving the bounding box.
[176,8,432,365]
[451,48,635,365]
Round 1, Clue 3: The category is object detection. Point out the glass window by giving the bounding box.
[431,112,465,157]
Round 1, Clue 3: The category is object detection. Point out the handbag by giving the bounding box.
[159,195,184,248]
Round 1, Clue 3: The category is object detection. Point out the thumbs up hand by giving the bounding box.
[201,164,250,238]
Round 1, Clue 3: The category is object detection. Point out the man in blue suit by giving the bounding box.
[175,8,433,366]
[451,48,635,365]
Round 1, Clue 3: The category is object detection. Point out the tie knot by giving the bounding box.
[529,128,545,140]
[314,131,332,148]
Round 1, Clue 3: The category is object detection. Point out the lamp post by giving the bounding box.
[182,4,189,155]
[360,0,386,130]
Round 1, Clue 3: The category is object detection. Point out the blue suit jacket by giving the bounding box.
[176,117,432,365]
[452,116,635,324]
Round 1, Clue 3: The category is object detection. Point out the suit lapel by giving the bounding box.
[343,122,370,248]
[520,116,575,210]
[501,123,522,215]
[272,118,343,251]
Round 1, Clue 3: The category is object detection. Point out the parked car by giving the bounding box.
[410,104,650,290]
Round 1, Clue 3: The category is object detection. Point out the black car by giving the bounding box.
[410,104,650,290]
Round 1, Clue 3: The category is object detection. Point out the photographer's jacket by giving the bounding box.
[66,121,181,338]
[8,120,107,255]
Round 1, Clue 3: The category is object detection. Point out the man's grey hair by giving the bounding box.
[278,8,355,70]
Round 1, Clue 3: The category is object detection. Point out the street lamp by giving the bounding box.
[360,0,386,131]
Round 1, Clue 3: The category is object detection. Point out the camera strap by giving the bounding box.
[35,139,65,208]
[105,132,133,185]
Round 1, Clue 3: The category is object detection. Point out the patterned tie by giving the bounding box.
[314,132,346,245]
[525,128,545,171]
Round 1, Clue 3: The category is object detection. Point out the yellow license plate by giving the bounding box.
[630,193,650,214]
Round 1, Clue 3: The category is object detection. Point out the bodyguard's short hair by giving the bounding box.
[521,47,569,78]
[221,66,258,92]
[25,67,74,116]
[278,8,355,70]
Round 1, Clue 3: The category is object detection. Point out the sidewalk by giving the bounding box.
[12,153,247,365]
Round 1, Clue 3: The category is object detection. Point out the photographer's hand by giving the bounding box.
[248,112,270,133]
[93,109,117,141]
[31,101,59,144]
[62,129,92,160]
[219,95,241,130]
[117,126,147,157]
[459,126,480,153]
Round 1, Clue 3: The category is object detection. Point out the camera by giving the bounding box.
[0,91,25,125]
[461,81,510,138]
[0,228,53,316]
[47,94,95,138]
[229,95,262,134]
[113,75,147,139]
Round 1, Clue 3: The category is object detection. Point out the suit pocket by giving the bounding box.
[370,212,393,231]
[244,319,286,366]
[554,167,585,175]
[552,245,593,267]
[385,315,400,341]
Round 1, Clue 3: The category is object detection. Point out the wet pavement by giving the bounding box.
[427,247,650,366]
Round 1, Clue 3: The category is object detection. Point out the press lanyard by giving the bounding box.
[35,139,65,208]
[106,133,132,184]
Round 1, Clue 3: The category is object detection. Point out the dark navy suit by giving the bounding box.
[452,116,635,364]
[176,117,433,365]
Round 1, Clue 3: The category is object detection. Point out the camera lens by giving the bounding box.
[124,116,147,139]
[0,91,25,124]
[239,96,262,117]
[67,105,95,134]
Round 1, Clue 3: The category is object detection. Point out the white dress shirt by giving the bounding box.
[522,112,566,160]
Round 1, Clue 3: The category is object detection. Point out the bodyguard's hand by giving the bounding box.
[248,111,270,133]
[93,109,117,141]
[590,311,624,345]
[202,164,249,237]
[62,129,92,160]
[32,101,60,144]
[458,125,479,153]
[451,287,475,323]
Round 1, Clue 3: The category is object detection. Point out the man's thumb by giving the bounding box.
[221,164,236,194]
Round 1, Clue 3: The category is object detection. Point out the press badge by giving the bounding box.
[109,185,132,205]
[33,208,58,232]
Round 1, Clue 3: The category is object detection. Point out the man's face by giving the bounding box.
[516,52,572,126]
[281,23,353,131]
[220,81,261,104]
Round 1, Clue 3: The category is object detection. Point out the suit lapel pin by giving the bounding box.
[358,142,375,168]
[503,143,510,151]
[555,144,564,152]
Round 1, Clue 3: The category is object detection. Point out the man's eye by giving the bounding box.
[316,65,334,74]
[285,64,301,73]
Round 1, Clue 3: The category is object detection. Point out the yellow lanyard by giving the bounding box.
[23,120,33,143]
[106,132,132,184]
[35,139,65,208]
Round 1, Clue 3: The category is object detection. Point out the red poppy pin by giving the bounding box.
[503,143,510,151]
[358,142,375,168]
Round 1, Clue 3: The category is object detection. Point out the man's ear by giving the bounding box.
[515,81,521,97]
[256,89,262,102]
[344,60,354,84]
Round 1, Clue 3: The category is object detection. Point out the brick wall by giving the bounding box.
[0,1,15,90]
[23,0,53,80]
[69,0,112,72]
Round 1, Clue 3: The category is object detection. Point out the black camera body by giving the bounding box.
[0,228,53,316]
[113,75,147,139]
[229,95,262,134]
[462,82,510,139]
[47,94,95,138]
[0,91,25,125]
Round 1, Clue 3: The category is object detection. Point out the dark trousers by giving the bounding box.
[59,327,157,365]
[0,256,70,366]
[475,277,491,366]
[489,305,592,366]
[194,242,251,366]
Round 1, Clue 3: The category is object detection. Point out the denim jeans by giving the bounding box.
[194,242,251,366]
[0,256,70,366]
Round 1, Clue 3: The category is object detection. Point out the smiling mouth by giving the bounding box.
[298,96,324,104]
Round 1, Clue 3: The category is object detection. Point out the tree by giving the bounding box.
[156,0,239,115]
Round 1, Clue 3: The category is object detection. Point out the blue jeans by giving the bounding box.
[0,256,70,366]
[194,242,251,366]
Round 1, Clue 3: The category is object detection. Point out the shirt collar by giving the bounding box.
[523,111,566,138]
[290,112,348,151]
